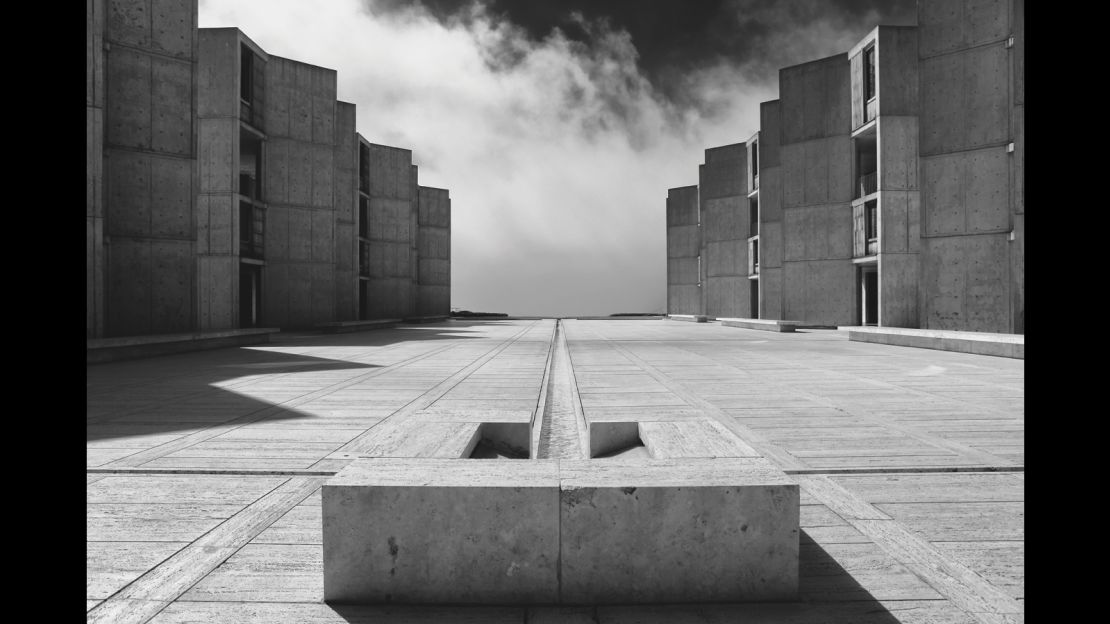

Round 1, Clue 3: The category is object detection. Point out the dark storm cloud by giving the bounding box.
[370,0,916,101]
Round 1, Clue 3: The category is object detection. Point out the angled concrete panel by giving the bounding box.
[106,47,152,150]
[150,56,193,155]
[107,149,151,237]
[149,156,192,239]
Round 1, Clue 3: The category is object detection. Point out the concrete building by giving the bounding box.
[666,0,1023,334]
[87,0,200,338]
[87,0,451,339]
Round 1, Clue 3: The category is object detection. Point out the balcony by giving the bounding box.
[239,201,265,260]
[359,240,370,278]
[857,171,877,199]
[864,97,877,124]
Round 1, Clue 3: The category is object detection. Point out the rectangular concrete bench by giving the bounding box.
[403,315,450,324]
[718,317,800,332]
[86,328,280,364]
[667,314,708,323]
[844,326,1024,359]
[316,319,401,334]
[322,457,798,605]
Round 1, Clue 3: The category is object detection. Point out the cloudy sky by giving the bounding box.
[199,0,915,317]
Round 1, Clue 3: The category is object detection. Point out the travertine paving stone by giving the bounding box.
[87,319,1024,623]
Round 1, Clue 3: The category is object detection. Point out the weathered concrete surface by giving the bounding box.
[99,0,198,337]
[700,143,751,318]
[417,186,451,318]
[86,327,279,364]
[559,458,798,604]
[917,0,1020,333]
[666,186,701,316]
[86,319,1024,621]
[362,141,418,320]
[779,55,854,327]
[719,317,799,332]
[845,325,1023,359]
[323,458,561,604]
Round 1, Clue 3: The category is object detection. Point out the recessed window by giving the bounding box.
[240,44,252,104]
[865,200,878,256]
[863,44,876,102]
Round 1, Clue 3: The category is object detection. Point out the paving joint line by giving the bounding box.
[97,339,468,469]
[660,340,1018,468]
[334,320,546,455]
[797,474,1023,621]
[87,476,325,624]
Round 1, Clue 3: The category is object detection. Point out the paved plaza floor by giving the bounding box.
[87,319,1024,623]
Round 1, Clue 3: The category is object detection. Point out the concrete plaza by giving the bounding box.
[87,319,1023,623]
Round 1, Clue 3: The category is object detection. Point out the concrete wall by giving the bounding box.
[334,101,359,321]
[195,28,246,330]
[918,0,1019,332]
[262,56,340,329]
[88,0,106,338]
[779,55,854,326]
[876,27,921,328]
[417,186,452,317]
[699,143,750,318]
[363,141,418,320]
[101,0,198,337]
[758,101,784,321]
[666,186,701,315]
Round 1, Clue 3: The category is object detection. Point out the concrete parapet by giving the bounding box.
[843,326,1024,359]
[718,318,800,332]
[86,328,279,364]
[322,457,799,604]
[316,319,401,333]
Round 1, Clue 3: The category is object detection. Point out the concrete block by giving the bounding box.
[150,0,193,58]
[921,43,1008,156]
[782,209,804,262]
[87,216,105,339]
[106,0,149,48]
[197,29,238,118]
[706,276,749,319]
[151,56,193,156]
[881,192,910,254]
[559,458,798,603]
[876,28,919,117]
[667,286,701,316]
[323,459,561,604]
[106,149,150,237]
[701,196,745,242]
[806,259,854,325]
[262,263,288,328]
[311,144,334,208]
[149,156,192,239]
[718,318,798,333]
[286,265,314,326]
[106,47,151,149]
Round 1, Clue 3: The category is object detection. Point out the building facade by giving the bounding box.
[87,0,451,339]
[666,0,1023,334]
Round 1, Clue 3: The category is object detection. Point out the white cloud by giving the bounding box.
[198,0,791,315]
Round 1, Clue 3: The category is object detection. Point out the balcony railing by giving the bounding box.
[239,202,265,260]
[857,171,877,198]
[359,240,370,277]
[864,97,877,123]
